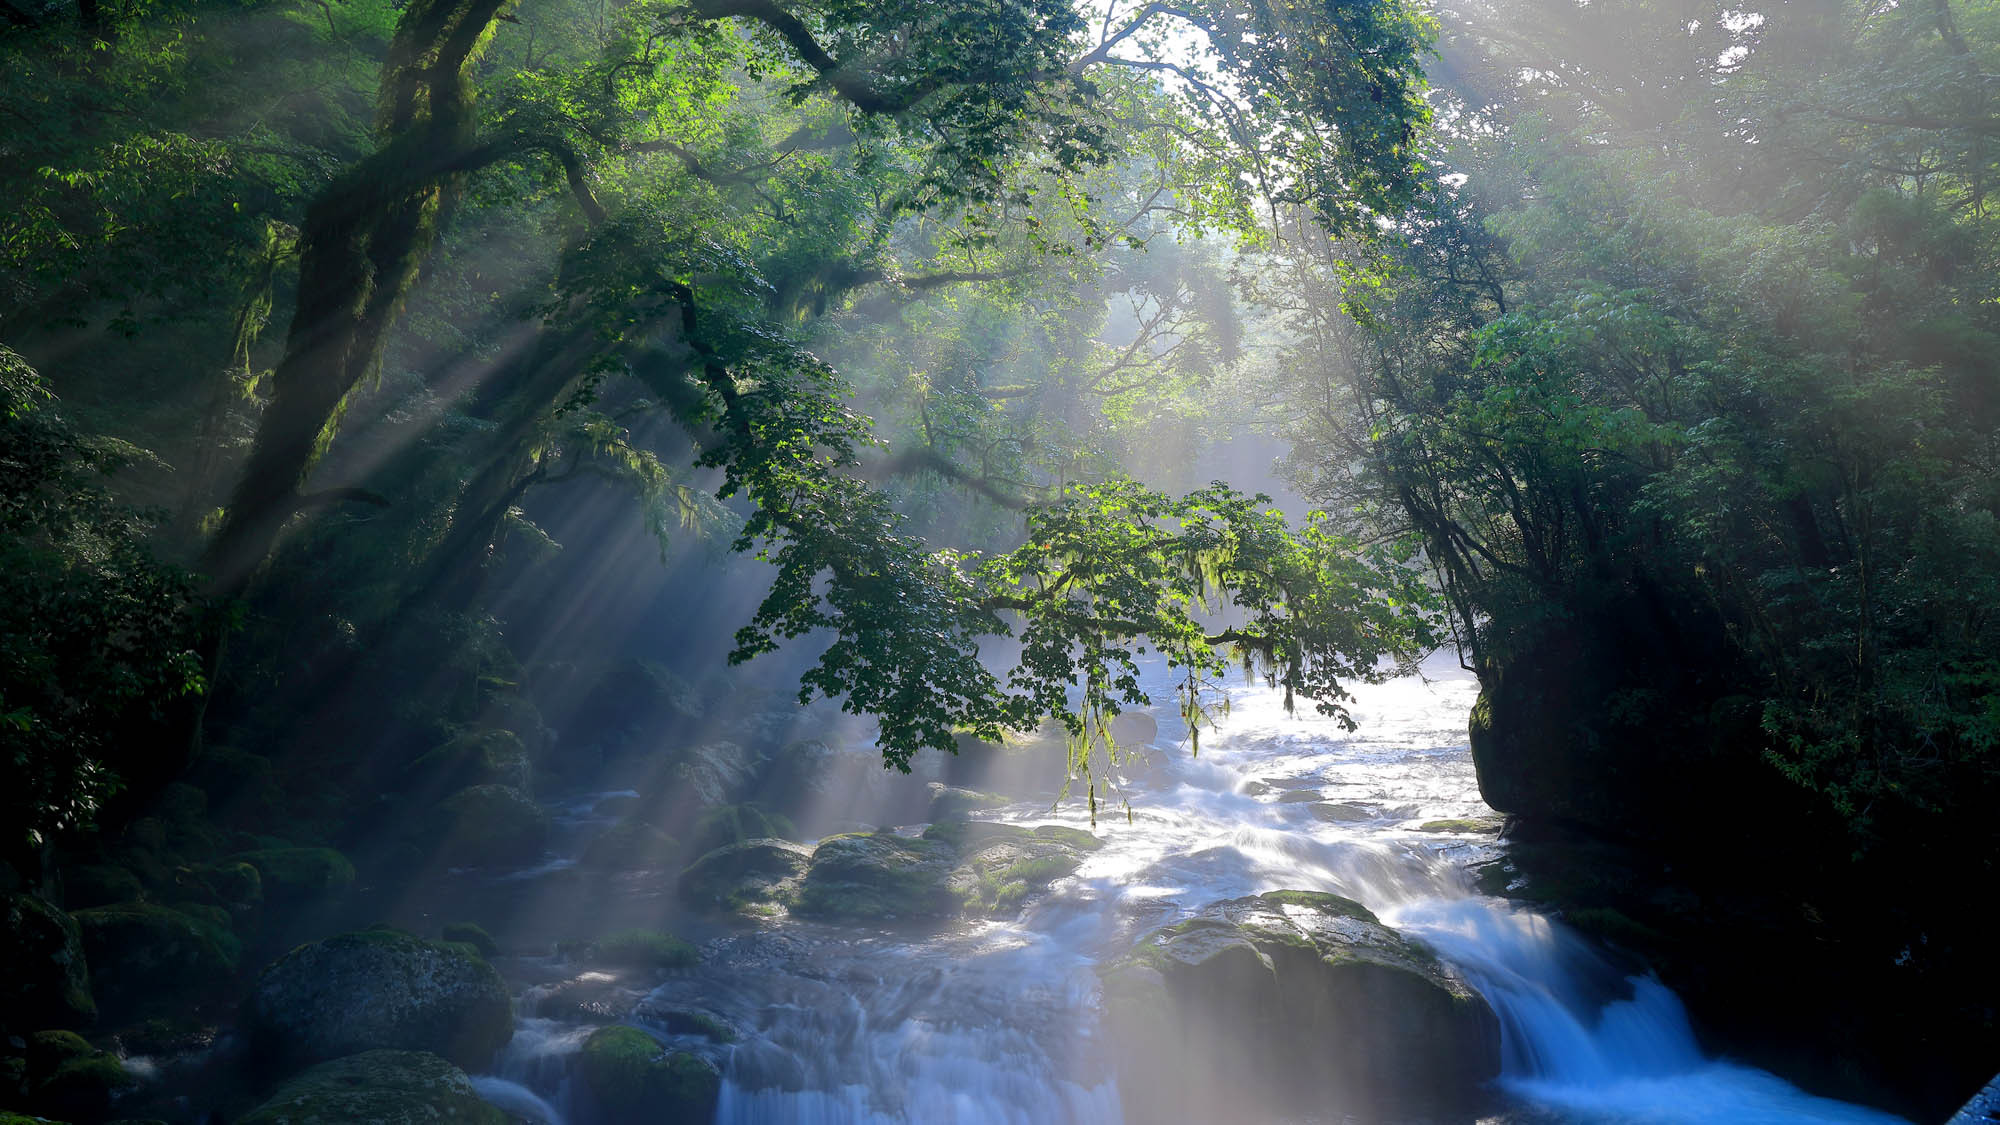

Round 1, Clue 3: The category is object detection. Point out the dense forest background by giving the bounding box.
[3,0,1998,1119]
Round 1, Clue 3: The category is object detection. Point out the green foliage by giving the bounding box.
[0,349,204,857]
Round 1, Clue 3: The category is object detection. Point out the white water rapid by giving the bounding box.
[488,655,1912,1124]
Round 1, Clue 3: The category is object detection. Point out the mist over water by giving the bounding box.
[490,655,1910,1124]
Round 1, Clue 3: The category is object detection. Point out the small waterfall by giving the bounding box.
[1395,898,1909,1124]
[479,655,1911,1124]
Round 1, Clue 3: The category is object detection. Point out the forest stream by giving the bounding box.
[461,657,1909,1125]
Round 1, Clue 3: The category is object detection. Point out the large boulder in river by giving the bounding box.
[794,832,961,922]
[1100,890,1500,1121]
[0,893,95,1032]
[678,839,812,915]
[70,901,240,1021]
[244,928,512,1071]
[930,821,1102,917]
[237,1049,506,1124]
[576,1025,720,1125]
[432,784,550,868]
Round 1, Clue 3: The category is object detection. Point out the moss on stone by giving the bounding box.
[441,922,497,958]
[1255,889,1380,924]
[590,930,698,970]
[433,785,550,868]
[70,902,239,1020]
[65,864,144,910]
[1,893,95,1031]
[655,1008,736,1043]
[236,1049,506,1125]
[577,1026,720,1125]
[228,847,355,902]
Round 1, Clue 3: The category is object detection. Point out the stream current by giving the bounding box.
[478,656,1911,1124]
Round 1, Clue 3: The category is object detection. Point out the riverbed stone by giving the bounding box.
[936,823,1102,917]
[244,928,512,1071]
[236,1049,506,1124]
[677,838,811,914]
[576,1026,720,1125]
[432,785,549,867]
[1100,889,1499,1121]
[1,893,95,1032]
[794,832,961,922]
[70,902,240,1021]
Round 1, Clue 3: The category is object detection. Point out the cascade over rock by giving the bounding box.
[1100,890,1501,1121]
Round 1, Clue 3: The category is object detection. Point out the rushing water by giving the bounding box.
[486,655,1910,1124]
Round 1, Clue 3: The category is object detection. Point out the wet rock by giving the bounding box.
[576,1026,720,1125]
[244,928,512,1071]
[523,971,645,1024]
[1,893,95,1032]
[433,784,550,868]
[687,803,796,857]
[236,1049,505,1125]
[1416,815,1507,833]
[70,902,239,1022]
[227,846,355,908]
[404,730,532,797]
[1100,890,1499,1121]
[440,922,497,958]
[678,839,812,914]
[794,832,961,922]
[936,823,1103,917]
[1309,801,1375,822]
[1275,789,1323,804]
[64,864,144,910]
[13,1028,134,1121]
[578,930,698,970]
[926,785,1008,823]
[655,1007,736,1043]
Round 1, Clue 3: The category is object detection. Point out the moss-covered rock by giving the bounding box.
[1099,891,1498,1122]
[228,847,355,907]
[405,730,532,797]
[584,930,697,970]
[794,832,961,922]
[244,928,512,1071]
[439,923,496,959]
[236,1049,506,1124]
[943,823,1100,917]
[1,893,95,1032]
[655,1007,736,1043]
[64,865,144,910]
[576,1026,719,1125]
[70,902,239,1021]
[432,785,549,868]
[181,860,263,912]
[686,803,795,857]
[677,839,811,914]
[926,786,1008,823]
[185,745,282,832]
[12,1028,134,1121]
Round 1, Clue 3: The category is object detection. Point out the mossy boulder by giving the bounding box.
[16,1029,134,1121]
[677,839,812,914]
[185,745,282,832]
[1,893,95,1032]
[940,823,1101,917]
[244,929,512,1071]
[926,785,1008,823]
[686,803,796,857]
[577,818,678,871]
[439,923,496,959]
[70,902,239,1021]
[794,832,961,922]
[432,785,550,868]
[236,1049,506,1124]
[583,930,698,970]
[575,1026,719,1125]
[64,865,144,910]
[1099,890,1498,1122]
[228,847,355,908]
[405,731,532,798]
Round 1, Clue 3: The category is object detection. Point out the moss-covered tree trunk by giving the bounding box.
[200,0,515,599]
